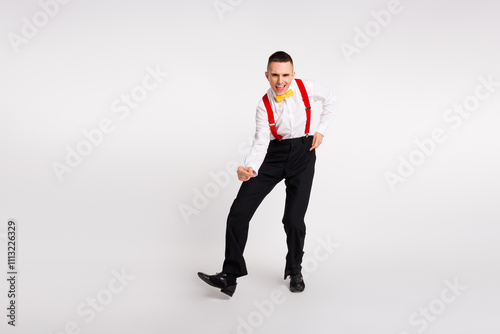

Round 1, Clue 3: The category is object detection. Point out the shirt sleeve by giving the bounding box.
[305,79,336,136]
[243,99,271,176]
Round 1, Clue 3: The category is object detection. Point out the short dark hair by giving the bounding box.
[267,51,293,70]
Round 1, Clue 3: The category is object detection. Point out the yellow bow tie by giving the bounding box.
[275,89,294,102]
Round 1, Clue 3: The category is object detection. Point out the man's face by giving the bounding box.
[265,61,295,96]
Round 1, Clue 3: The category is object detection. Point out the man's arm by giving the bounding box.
[305,79,336,151]
[238,99,271,181]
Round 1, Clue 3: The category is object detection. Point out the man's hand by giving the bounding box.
[310,132,324,151]
[237,166,254,182]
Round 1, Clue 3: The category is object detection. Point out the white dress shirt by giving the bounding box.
[244,78,336,175]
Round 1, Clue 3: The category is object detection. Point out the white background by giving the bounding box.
[1,0,499,333]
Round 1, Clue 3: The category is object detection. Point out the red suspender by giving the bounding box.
[262,94,283,140]
[262,79,311,140]
[295,79,312,135]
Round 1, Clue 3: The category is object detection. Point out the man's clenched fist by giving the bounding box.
[237,166,254,182]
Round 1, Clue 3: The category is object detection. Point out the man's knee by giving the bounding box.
[282,218,306,233]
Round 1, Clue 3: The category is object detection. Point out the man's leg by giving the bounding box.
[198,173,281,297]
[198,139,287,296]
[222,171,282,277]
[282,138,316,280]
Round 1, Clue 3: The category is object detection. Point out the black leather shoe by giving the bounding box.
[289,273,305,293]
[197,272,237,297]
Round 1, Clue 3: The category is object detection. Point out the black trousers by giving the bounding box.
[222,136,316,279]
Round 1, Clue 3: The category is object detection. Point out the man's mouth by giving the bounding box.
[276,84,286,94]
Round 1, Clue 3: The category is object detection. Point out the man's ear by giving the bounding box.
[265,71,269,81]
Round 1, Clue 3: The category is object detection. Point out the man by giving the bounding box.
[198,51,336,297]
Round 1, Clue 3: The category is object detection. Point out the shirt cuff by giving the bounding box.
[315,123,328,136]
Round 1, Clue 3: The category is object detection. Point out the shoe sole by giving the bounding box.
[197,273,237,297]
[221,285,236,297]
